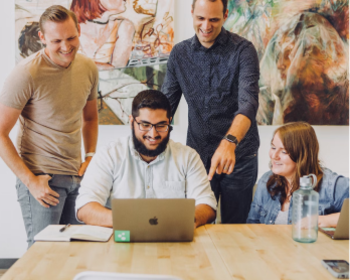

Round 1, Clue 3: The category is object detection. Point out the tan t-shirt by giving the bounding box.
[0,49,98,175]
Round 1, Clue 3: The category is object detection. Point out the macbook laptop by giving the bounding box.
[319,199,349,240]
[112,199,195,242]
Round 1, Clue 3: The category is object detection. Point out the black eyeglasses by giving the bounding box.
[133,118,171,132]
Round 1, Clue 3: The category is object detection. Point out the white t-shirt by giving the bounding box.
[76,137,217,214]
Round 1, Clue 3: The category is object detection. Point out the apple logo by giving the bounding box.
[149,216,158,225]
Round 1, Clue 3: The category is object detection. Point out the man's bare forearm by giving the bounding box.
[0,134,35,186]
[195,204,216,228]
[82,99,98,155]
[78,119,99,176]
[77,202,113,227]
[82,119,98,154]
[226,114,251,143]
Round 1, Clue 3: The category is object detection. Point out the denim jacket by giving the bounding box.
[246,168,349,224]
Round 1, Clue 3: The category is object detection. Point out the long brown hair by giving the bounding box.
[70,0,106,23]
[267,122,323,204]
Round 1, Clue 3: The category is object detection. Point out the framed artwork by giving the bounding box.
[15,0,174,124]
[225,0,349,125]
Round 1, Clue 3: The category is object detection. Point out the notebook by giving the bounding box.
[319,199,349,240]
[34,225,113,242]
[112,199,195,242]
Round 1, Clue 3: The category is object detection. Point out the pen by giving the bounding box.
[59,223,70,232]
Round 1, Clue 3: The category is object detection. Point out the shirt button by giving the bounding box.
[147,186,150,189]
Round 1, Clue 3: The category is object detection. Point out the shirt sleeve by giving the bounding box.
[162,46,183,118]
[0,65,34,110]
[75,145,115,220]
[87,60,99,101]
[185,149,217,210]
[332,176,349,212]
[234,42,260,123]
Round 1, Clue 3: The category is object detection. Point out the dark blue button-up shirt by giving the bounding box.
[162,28,260,165]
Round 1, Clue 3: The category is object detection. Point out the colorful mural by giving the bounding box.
[225,0,349,125]
[15,0,174,124]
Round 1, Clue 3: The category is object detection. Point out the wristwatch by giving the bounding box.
[223,134,239,146]
[85,152,95,158]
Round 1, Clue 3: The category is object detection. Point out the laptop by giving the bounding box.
[112,199,195,242]
[319,199,349,240]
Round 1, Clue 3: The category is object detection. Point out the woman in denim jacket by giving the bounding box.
[247,122,349,226]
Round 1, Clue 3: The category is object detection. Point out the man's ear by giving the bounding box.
[224,9,229,21]
[169,117,173,124]
[38,30,46,45]
[129,115,133,129]
[77,23,81,36]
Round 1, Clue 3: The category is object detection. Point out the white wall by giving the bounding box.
[0,0,348,258]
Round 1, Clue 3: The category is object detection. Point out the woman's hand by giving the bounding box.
[318,213,340,228]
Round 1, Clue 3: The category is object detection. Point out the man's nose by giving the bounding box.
[147,126,159,137]
[202,20,211,31]
[61,41,70,51]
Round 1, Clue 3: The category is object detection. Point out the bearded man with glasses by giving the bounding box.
[75,90,217,229]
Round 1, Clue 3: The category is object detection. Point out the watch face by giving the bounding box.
[226,134,238,144]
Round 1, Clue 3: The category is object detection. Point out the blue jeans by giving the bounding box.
[16,174,83,248]
[206,154,258,224]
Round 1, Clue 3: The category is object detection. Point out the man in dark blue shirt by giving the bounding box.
[162,0,260,223]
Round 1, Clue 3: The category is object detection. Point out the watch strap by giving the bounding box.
[85,152,95,158]
[223,134,239,146]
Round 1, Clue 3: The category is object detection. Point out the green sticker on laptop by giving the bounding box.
[114,230,130,242]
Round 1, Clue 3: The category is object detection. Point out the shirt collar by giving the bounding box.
[41,48,74,70]
[216,27,229,45]
[129,136,167,164]
[191,27,229,51]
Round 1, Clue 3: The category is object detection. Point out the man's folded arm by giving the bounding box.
[75,145,116,227]
[185,149,217,227]
[195,204,216,228]
[77,202,113,228]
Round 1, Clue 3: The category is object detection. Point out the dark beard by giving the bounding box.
[132,126,170,158]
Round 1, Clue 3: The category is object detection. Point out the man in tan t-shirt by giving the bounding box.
[0,5,99,247]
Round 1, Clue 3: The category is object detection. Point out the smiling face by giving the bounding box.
[39,17,80,68]
[129,108,171,162]
[192,0,228,48]
[269,132,297,182]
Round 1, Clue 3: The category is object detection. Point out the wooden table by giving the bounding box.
[2,225,348,280]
